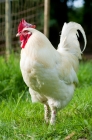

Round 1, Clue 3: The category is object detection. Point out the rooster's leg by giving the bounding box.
[50,106,57,125]
[44,104,49,123]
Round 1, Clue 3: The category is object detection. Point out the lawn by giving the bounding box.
[0,54,92,140]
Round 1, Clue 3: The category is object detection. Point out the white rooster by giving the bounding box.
[16,19,87,124]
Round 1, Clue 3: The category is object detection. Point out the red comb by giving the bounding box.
[18,19,27,33]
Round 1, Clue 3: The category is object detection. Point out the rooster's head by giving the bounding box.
[16,19,36,48]
[16,19,36,37]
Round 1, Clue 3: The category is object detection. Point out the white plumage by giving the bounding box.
[19,22,87,124]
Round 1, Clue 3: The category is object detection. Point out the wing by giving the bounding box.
[56,56,78,86]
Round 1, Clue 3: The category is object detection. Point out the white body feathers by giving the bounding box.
[20,22,86,123]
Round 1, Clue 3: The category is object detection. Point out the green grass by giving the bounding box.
[0,55,92,140]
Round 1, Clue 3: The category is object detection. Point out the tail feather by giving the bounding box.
[57,22,87,59]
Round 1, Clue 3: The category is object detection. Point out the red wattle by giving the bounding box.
[20,34,31,48]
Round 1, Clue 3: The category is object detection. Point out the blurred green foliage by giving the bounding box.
[0,54,27,100]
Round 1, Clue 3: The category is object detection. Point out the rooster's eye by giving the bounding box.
[23,30,28,33]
